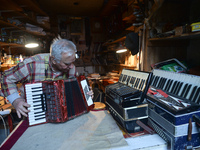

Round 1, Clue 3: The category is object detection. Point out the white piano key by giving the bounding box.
[25,86,42,90]
[29,118,46,126]
[28,112,45,117]
[28,101,42,106]
[28,106,43,111]
[26,91,43,95]
[25,83,42,88]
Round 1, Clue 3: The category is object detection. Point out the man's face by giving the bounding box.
[53,52,76,72]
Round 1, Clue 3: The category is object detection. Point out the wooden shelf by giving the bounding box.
[0,20,46,36]
[14,0,48,16]
[0,0,23,12]
[0,41,24,47]
[149,31,200,41]
[3,11,50,31]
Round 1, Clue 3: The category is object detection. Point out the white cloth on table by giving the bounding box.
[11,110,128,150]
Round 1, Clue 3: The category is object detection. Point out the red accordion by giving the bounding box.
[25,77,94,126]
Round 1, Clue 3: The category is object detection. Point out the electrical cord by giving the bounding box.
[0,114,7,137]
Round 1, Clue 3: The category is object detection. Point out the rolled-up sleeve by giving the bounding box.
[1,62,30,103]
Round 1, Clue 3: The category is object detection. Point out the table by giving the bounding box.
[1,110,168,150]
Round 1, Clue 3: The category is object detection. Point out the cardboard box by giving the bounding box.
[191,22,200,32]
[0,97,5,106]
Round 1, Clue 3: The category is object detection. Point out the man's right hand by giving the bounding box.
[12,98,30,118]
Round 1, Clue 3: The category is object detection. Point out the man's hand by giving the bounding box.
[87,87,94,99]
[12,98,30,118]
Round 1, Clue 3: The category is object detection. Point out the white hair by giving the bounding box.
[50,37,77,63]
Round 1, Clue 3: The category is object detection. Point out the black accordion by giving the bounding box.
[25,77,94,126]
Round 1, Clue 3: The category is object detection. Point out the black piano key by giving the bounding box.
[126,76,131,84]
[180,84,188,97]
[135,78,141,88]
[32,100,41,103]
[119,74,123,82]
[196,92,200,104]
[139,79,145,90]
[151,75,155,86]
[170,81,178,94]
[122,75,127,82]
[189,86,197,101]
[33,104,42,107]
[159,77,166,89]
[32,94,43,97]
[196,95,200,105]
[34,107,42,110]
[166,80,173,92]
[31,89,43,93]
[35,114,45,118]
[164,79,170,91]
[152,76,158,87]
[35,116,46,121]
[176,82,183,96]
[138,79,143,90]
[133,78,138,88]
[193,87,200,103]
[137,78,141,88]
[174,82,180,95]
[31,87,42,90]
[158,77,166,89]
[130,77,136,85]
[183,84,192,99]
[156,77,163,89]
[134,78,139,88]
[154,76,160,87]
[141,80,146,90]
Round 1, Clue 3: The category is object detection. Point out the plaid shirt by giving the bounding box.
[0,53,76,103]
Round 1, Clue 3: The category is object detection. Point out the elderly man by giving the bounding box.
[1,37,94,118]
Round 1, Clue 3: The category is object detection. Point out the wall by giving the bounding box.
[187,39,200,67]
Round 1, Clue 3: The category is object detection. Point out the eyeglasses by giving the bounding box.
[64,62,73,67]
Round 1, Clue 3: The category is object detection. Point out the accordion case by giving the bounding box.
[147,69,200,150]
[106,69,152,133]
[25,77,94,126]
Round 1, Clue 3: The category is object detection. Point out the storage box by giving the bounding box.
[0,96,5,106]
[175,26,184,35]
[191,22,200,32]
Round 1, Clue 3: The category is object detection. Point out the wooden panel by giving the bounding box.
[0,0,22,12]
[15,0,48,16]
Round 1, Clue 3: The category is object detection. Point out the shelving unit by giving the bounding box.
[149,31,200,41]
[143,0,200,74]
[0,0,51,59]
[0,20,46,36]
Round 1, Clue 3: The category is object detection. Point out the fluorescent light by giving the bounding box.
[25,43,39,48]
[116,49,127,53]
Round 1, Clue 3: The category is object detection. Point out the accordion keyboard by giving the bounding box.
[25,83,46,126]
[150,69,200,103]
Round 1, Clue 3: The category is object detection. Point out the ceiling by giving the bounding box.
[36,0,120,17]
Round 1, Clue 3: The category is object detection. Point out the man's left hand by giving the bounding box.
[87,87,94,99]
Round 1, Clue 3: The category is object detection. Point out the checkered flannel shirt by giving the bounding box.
[0,53,76,104]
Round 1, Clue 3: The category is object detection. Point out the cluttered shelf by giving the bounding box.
[149,31,200,41]
[0,20,46,37]
[3,11,50,31]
